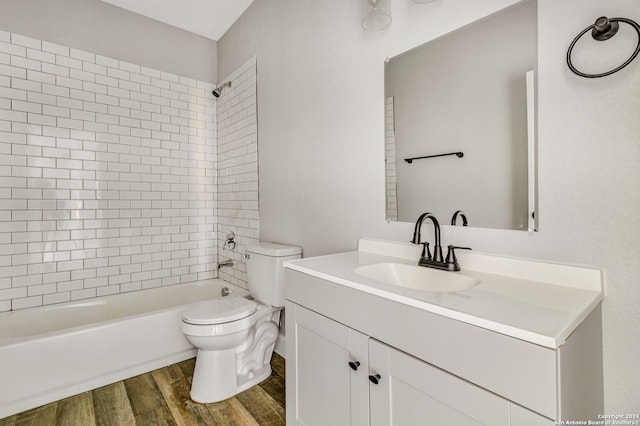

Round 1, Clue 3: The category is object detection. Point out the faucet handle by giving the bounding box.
[445,245,471,269]
[420,242,432,260]
[451,210,468,226]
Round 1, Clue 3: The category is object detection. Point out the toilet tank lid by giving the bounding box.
[246,242,301,257]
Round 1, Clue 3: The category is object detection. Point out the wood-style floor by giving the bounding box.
[0,353,285,426]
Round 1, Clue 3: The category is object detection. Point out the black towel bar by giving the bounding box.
[404,151,463,164]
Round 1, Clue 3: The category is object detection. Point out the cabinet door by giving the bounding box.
[286,302,369,426]
[369,339,510,426]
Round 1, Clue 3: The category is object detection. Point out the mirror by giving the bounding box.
[384,0,537,231]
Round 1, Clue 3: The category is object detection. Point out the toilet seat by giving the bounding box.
[183,297,258,325]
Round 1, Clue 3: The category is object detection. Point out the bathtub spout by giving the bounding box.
[218,260,233,269]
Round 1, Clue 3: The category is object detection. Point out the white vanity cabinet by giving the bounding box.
[285,265,602,425]
[287,301,553,426]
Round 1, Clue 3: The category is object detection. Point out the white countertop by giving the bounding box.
[284,239,603,349]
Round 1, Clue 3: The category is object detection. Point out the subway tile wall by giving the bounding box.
[0,30,219,312]
[385,96,398,221]
[216,57,258,289]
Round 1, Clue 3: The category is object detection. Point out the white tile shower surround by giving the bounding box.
[384,96,397,222]
[215,58,259,290]
[0,30,239,312]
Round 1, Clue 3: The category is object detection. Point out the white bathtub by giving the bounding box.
[0,280,247,419]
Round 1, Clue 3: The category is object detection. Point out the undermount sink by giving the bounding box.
[355,262,479,293]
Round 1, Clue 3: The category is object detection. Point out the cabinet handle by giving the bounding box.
[368,374,381,385]
[348,361,361,371]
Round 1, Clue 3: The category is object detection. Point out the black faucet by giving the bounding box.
[413,213,471,271]
[412,212,444,263]
[411,212,429,244]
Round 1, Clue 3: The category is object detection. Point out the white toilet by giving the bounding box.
[181,242,301,403]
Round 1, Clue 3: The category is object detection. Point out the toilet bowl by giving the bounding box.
[181,298,281,403]
[181,242,301,403]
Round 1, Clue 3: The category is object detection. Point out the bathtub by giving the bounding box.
[0,280,248,419]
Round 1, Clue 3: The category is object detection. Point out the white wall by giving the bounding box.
[218,0,640,412]
[0,0,217,82]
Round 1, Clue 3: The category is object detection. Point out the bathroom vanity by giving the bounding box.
[284,239,603,425]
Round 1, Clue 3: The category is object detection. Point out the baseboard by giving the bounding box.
[274,333,286,359]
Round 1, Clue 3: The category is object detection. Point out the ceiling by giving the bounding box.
[99,0,254,41]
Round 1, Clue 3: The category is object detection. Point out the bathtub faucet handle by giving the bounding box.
[221,287,232,297]
[223,230,236,251]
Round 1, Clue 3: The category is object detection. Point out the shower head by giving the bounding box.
[212,81,232,98]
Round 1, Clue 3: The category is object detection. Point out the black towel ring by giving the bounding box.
[567,16,640,78]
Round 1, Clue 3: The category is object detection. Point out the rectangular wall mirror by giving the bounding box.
[384,0,538,231]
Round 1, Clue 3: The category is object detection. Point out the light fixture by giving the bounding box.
[362,0,391,32]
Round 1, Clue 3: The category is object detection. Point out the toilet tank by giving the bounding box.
[246,242,302,307]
